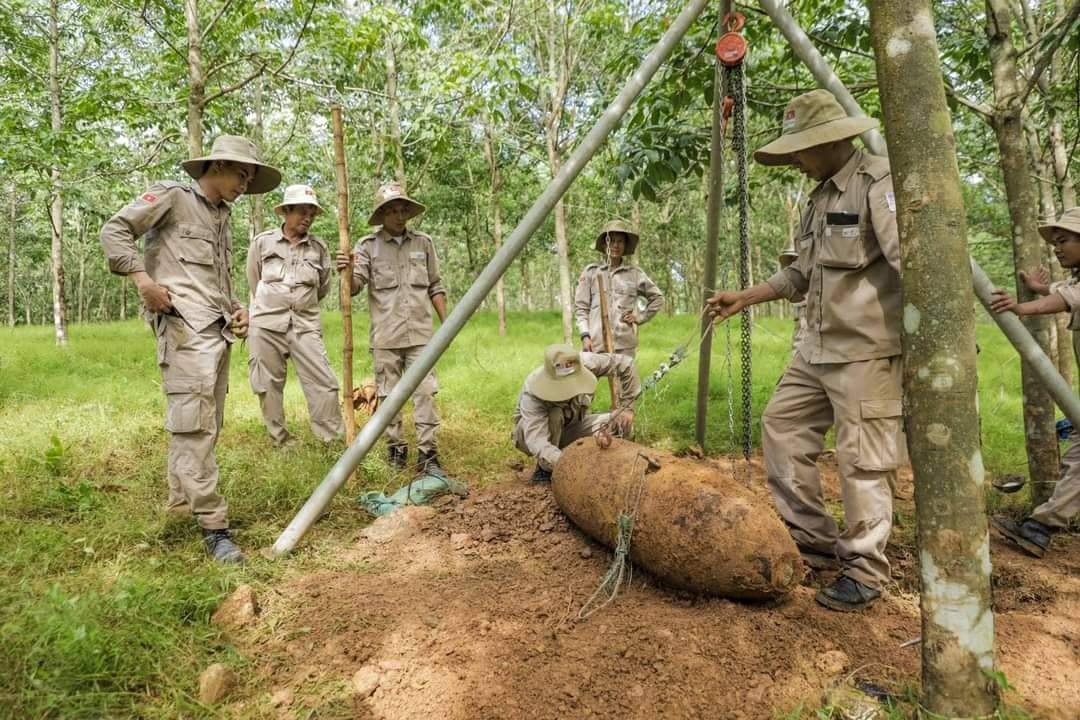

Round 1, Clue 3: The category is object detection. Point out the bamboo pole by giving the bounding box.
[331,106,357,445]
[596,271,619,409]
[272,0,714,556]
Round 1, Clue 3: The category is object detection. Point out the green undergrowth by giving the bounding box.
[0,311,1035,717]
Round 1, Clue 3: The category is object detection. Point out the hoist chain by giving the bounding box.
[725,59,753,462]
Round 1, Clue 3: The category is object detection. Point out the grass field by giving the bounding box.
[0,310,1036,717]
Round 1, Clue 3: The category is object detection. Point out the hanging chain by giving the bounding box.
[725,60,753,462]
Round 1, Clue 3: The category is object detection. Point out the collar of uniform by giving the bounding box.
[190,180,228,210]
[822,148,863,195]
[599,261,633,272]
[375,227,411,245]
[277,225,311,246]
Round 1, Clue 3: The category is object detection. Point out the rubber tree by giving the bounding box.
[869,2,997,716]
[985,0,1059,506]
[47,0,68,346]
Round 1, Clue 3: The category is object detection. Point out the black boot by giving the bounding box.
[990,515,1053,558]
[203,528,245,564]
[417,450,444,476]
[388,445,408,470]
[531,464,552,483]
[815,575,881,612]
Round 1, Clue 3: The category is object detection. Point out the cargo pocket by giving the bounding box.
[818,223,870,269]
[260,248,286,283]
[297,257,322,287]
[408,256,429,287]
[855,398,902,472]
[163,377,210,433]
[373,261,399,290]
[178,224,215,266]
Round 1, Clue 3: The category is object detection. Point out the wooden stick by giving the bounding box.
[331,105,357,445]
[596,271,619,410]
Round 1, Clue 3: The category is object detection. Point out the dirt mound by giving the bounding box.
[226,460,1080,719]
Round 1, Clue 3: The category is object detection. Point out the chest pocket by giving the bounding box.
[818,220,876,270]
[297,255,323,287]
[408,252,429,287]
[178,223,215,266]
[372,260,399,290]
[260,247,287,283]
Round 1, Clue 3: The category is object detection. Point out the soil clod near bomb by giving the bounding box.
[553,438,803,599]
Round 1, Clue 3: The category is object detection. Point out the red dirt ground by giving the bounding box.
[222,455,1080,719]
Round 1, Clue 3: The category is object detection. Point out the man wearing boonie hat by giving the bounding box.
[778,244,806,351]
[246,184,342,448]
[100,134,282,564]
[574,219,664,358]
[989,207,1080,558]
[512,344,640,483]
[706,89,901,612]
[336,183,447,474]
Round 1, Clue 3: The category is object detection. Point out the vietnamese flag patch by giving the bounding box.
[141,192,158,203]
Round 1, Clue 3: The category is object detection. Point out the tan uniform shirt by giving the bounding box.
[766,150,900,364]
[246,228,332,334]
[100,181,240,333]
[574,263,664,350]
[350,228,446,349]
[1052,275,1080,363]
[512,352,641,470]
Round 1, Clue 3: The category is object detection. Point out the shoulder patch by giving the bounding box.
[308,234,329,251]
[359,233,378,244]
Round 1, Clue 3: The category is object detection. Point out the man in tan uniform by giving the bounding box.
[707,90,901,611]
[575,220,664,358]
[513,344,640,483]
[336,183,447,473]
[989,207,1080,557]
[247,184,343,447]
[100,135,281,563]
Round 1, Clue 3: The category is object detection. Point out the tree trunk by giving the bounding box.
[483,122,507,336]
[520,257,531,311]
[869,2,998,715]
[48,0,68,346]
[120,275,127,320]
[543,0,573,343]
[7,185,15,327]
[986,0,1060,507]
[77,216,85,323]
[547,135,573,343]
[385,36,406,185]
[251,75,266,238]
[1050,120,1076,210]
[185,0,204,157]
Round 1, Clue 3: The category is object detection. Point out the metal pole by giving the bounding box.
[758,0,1080,429]
[695,0,731,449]
[971,259,1080,427]
[272,0,714,555]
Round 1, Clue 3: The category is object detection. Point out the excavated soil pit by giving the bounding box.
[226,456,1080,719]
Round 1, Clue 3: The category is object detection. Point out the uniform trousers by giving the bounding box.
[1031,429,1080,528]
[762,353,902,588]
[373,345,440,452]
[511,409,612,471]
[247,324,343,444]
[154,313,231,529]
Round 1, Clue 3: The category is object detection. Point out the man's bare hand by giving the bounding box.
[1019,266,1051,296]
[335,251,353,272]
[705,290,746,321]
[132,273,173,314]
[990,288,1020,314]
[620,311,638,325]
[613,409,635,436]
[231,307,249,338]
[581,336,593,352]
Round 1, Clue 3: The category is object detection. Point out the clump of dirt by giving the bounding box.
[227,457,1080,719]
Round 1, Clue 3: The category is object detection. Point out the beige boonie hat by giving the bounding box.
[1039,207,1080,242]
[273,184,324,217]
[368,182,426,226]
[595,219,640,255]
[754,89,879,167]
[779,245,798,268]
[526,344,598,402]
[182,134,282,194]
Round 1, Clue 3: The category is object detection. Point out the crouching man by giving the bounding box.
[512,344,640,483]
